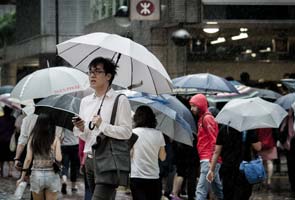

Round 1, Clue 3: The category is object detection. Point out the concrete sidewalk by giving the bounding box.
[0,161,294,200]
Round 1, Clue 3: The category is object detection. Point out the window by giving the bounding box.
[90,0,128,21]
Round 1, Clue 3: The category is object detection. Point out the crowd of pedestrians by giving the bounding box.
[1,57,295,200]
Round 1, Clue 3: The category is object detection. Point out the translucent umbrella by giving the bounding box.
[173,73,239,94]
[275,93,295,110]
[216,97,287,132]
[35,94,81,131]
[0,85,13,95]
[122,90,195,146]
[57,32,173,95]
[11,66,89,101]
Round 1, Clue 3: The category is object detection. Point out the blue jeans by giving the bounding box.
[196,161,223,200]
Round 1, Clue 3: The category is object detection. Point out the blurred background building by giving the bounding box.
[0,0,295,88]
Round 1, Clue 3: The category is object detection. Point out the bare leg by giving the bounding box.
[32,191,45,200]
[45,189,58,200]
[8,161,14,177]
[266,160,274,185]
[171,174,184,197]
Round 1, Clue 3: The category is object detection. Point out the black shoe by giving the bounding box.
[61,183,67,195]
[71,188,78,193]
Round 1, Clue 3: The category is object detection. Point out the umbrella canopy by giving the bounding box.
[0,94,21,110]
[0,85,14,95]
[173,73,239,94]
[291,101,295,112]
[57,32,173,95]
[254,88,282,101]
[275,93,295,110]
[216,97,288,132]
[0,106,3,117]
[11,66,89,101]
[122,90,195,146]
[34,94,81,131]
[281,79,295,92]
[207,81,258,103]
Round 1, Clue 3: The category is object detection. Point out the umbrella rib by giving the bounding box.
[58,43,81,55]
[111,52,117,61]
[147,66,158,95]
[74,47,101,67]
[130,57,134,88]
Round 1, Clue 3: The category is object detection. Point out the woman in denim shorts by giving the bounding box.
[17,113,62,200]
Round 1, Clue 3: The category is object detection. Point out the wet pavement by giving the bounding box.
[0,162,295,200]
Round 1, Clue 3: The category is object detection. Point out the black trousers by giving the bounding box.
[221,166,253,200]
[92,184,116,200]
[130,178,162,200]
[286,138,295,192]
[61,145,80,182]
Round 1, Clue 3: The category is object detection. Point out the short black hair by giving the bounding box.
[133,105,157,128]
[88,57,118,85]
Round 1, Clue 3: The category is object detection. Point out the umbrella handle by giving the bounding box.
[89,122,95,130]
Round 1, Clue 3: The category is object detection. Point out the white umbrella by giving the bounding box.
[216,97,288,132]
[56,32,173,95]
[11,66,89,101]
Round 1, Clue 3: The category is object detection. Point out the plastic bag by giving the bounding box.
[14,181,27,199]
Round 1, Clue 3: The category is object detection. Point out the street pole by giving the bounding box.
[55,0,59,66]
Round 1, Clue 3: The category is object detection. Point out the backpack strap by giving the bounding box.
[202,112,213,129]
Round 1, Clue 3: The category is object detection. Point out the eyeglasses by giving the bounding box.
[87,69,105,76]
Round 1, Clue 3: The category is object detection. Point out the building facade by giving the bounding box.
[0,0,90,85]
[1,0,295,85]
[86,0,295,82]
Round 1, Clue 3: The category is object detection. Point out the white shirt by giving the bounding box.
[18,113,63,145]
[73,88,132,154]
[131,127,165,179]
[18,114,38,145]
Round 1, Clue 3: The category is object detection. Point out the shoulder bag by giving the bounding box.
[93,94,134,187]
[239,131,266,184]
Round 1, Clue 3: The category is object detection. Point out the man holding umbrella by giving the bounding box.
[207,127,261,200]
[73,57,132,199]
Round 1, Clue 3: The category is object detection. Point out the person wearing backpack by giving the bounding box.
[256,128,277,189]
[189,94,223,200]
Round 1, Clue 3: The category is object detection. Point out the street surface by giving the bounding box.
[0,162,294,200]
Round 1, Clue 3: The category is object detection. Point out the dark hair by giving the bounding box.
[88,57,118,85]
[30,113,56,156]
[240,72,250,82]
[133,105,157,128]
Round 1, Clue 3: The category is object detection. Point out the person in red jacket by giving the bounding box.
[189,94,223,200]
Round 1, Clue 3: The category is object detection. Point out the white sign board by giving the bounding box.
[130,0,160,21]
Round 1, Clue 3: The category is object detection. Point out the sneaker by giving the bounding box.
[61,183,67,195]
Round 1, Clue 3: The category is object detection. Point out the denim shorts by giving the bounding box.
[30,169,61,193]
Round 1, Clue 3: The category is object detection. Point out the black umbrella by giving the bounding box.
[35,94,81,131]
